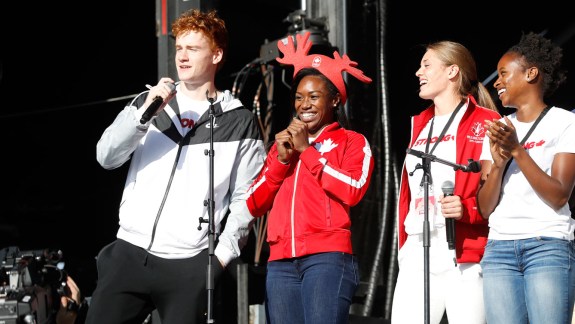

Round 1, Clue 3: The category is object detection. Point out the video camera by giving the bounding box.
[0,246,67,324]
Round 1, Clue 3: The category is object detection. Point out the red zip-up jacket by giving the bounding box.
[397,96,501,263]
[246,122,374,261]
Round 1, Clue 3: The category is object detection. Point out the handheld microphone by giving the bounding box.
[140,83,176,124]
[441,180,456,250]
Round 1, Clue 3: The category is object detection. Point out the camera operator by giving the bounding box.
[55,275,88,324]
[0,247,88,324]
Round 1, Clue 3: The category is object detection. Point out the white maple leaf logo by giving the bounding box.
[471,122,484,137]
[314,138,338,155]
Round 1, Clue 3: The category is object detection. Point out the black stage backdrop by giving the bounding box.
[1,0,573,322]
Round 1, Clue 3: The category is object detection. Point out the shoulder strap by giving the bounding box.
[425,100,465,155]
[501,106,551,179]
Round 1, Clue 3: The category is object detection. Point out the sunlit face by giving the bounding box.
[174,31,222,86]
[415,49,452,100]
[294,75,338,137]
[493,52,528,109]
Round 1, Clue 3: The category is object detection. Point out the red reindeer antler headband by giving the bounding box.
[276,31,372,105]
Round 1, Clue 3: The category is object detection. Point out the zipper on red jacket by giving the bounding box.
[290,160,302,257]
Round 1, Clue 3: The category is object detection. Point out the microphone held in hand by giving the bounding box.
[441,180,456,250]
[140,82,176,124]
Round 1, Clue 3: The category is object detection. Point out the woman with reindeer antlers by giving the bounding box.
[245,31,374,324]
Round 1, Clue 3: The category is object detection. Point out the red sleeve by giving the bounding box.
[245,144,291,217]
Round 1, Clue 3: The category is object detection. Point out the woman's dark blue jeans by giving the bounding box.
[264,252,359,324]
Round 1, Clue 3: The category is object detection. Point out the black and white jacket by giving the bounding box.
[96,86,266,266]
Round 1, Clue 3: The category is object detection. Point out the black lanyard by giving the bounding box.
[424,100,465,155]
[419,101,464,187]
[501,105,551,178]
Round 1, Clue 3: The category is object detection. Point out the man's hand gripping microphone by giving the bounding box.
[140,82,176,124]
